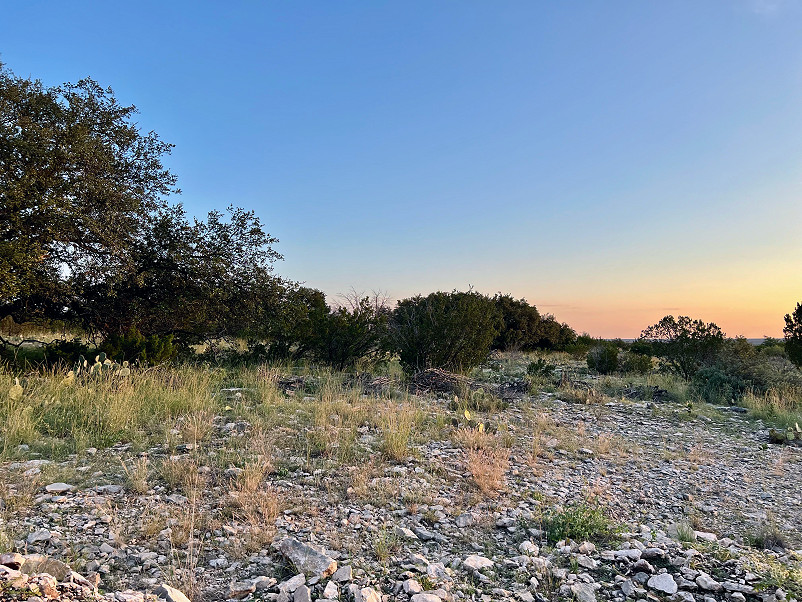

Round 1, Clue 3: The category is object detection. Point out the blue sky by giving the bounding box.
[2,1,801,336]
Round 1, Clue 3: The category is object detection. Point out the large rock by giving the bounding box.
[155,583,192,602]
[279,538,337,579]
[463,555,494,571]
[647,573,678,595]
[571,582,596,602]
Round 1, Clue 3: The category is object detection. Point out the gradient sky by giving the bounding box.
[2,1,801,337]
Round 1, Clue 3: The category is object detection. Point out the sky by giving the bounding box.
[2,1,801,338]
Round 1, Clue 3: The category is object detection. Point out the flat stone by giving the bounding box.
[228,581,256,599]
[571,582,597,602]
[280,538,337,579]
[411,595,442,602]
[355,587,381,602]
[0,553,24,569]
[26,529,52,544]
[293,585,312,602]
[648,573,678,595]
[322,581,339,598]
[45,483,74,494]
[332,565,352,582]
[455,513,474,528]
[695,572,722,591]
[278,574,305,593]
[404,579,423,594]
[463,555,494,571]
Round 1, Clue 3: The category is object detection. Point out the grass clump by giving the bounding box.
[380,403,418,461]
[541,501,615,543]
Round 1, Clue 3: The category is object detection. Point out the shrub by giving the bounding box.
[784,303,802,368]
[45,338,91,365]
[307,297,389,370]
[388,290,502,374]
[693,366,747,404]
[492,295,542,351]
[620,351,653,374]
[100,326,177,366]
[527,358,554,378]
[542,501,614,543]
[565,333,595,358]
[689,337,802,408]
[640,315,725,380]
[587,343,619,374]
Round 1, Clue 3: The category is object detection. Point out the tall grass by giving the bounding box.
[0,366,223,456]
[741,387,802,427]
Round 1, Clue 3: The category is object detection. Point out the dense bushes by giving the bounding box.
[491,295,577,352]
[692,337,802,403]
[640,315,725,380]
[306,297,389,370]
[100,327,178,366]
[586,343,619,374]
[389,290,502,374]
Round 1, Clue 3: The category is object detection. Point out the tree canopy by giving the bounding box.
[0,62,285,347]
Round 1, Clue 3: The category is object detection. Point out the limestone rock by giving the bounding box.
[279,537,337,579]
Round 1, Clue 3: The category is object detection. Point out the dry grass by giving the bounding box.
[466,447,509,498]
[453,425,497,450]
[380,403,418,461]
[122,456,150,494]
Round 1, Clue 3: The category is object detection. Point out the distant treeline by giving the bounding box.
[0,62,577,372]
[2,62,801,381]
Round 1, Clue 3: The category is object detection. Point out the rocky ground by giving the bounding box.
[1,357,800,602]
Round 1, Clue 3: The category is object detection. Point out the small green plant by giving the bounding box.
[527,358,554,378]
[542,501,614,543]
[373,527,400,563]
[745,521,787,550]
[676,522,695,542]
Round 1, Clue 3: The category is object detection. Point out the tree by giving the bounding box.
[1,63,177,324]
[640,315,725,380]
[388,290,502,374]
[784,302,802,368]
[1,62,286,348]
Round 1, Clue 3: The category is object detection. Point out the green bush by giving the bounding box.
[784,303,802,368]
[101,327,177,366]
[527,358,554,378]
[620,351,653,374]
[542,502,614,543]
[587,343,619,374]
[693,366,746,404]
[640,315,725,380]
[45,338,91,365]
[307,297,389,370]
[389,290,502,374]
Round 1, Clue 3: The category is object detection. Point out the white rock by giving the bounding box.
[45,483,74,494]
[647,573,678,595]
[463,555,494,571]
[279,538,337,579]
[404,579,423,594]
[411,595,442,602]
[155,584,191,602]
[323,581,338,598]
[695,572,722,592]
[571,582,597,602]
